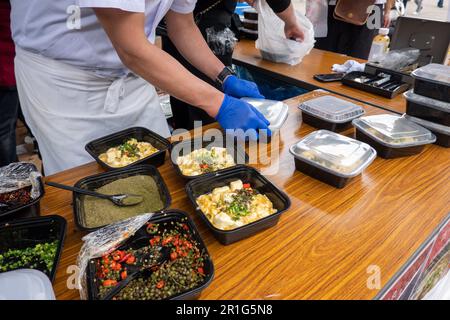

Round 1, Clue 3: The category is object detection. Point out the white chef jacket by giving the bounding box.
[11,0,196,77]
[11,0,197,175]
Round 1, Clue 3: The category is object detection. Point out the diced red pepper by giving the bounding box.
[197,267,204,275]
[156,280,165,289]
[103,280,117,287]
[125,256,136,265]
[120,270,127,280]
[170,251,178,261]
[243,183,251,189]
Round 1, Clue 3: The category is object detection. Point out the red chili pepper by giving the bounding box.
[243,183,251,189]
[125,256,136,265]
[120,270,127,280]
[103,280,117,287]
[170,251,178,261]
[156,280,165,289]
[162,236,173,246]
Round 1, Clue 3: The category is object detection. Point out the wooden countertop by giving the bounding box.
[42,90,449,300]
[233,39,407,114]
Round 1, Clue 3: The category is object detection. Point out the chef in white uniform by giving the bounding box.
[10,0,270,175]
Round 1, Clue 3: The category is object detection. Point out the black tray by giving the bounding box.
[301,112,353,133]
[185,165,291,245]
[0,169,45,222]
[170,136,248,180]
[355,129,425,159]
[86,209,214,300]
[413,78,450,103]
[243,9,258,20]
[0,215,67,282]
[342,71,410,99]
[405,99,450,127]
[85,127,170,171]
[73,165,171,232]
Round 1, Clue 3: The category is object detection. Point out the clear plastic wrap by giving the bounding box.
[206,27,237,57]
[77,213,154,300]
[0,162,42,200]
[369,48,420,71]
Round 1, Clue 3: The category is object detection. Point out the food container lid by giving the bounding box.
[242,98,289,132]
[352,114,436,147]
[299,96,365,123]
[0,269,55,300]
[289,130,377,178]
[403,114,450,135]
[411,63,450,85]
[404,89,450,113]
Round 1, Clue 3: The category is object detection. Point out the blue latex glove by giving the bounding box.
[216,95,271,140]
[223,75,264,99]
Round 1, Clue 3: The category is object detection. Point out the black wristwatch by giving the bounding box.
[216,66,236,88]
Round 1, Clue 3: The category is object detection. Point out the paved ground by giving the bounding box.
[292,0,449,21]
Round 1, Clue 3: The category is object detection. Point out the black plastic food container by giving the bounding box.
[243,8,258,20]
[353,115,436,159]
[0,215,67,282]
[185,165,291,245]
[301,112,353,132]
[404,114,450,148]
[289,130,376,188]
[86,209,214,300]
[170,136,248,180]
[85,127,170,171]
[0,166,45,222]
[354,129,426,158]
[404,90,450,127]
[73,165,171,232]
[411,64,450,103]
[243,20,258,31]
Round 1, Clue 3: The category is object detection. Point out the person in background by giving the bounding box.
[314,0,395,60]
[162,0,305,130]
[437,0,444,8]
[11,0,271,175]
[0,0,18,167]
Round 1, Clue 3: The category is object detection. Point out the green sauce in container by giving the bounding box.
[82,175,164,228]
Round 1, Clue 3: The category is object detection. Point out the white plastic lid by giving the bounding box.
[289,130,376,178]
[353,114,436,147]
[299,96,365,123]
[379,28,389,35]
[242,98,289,132]
[404,90,450,113]
[0,269,55,300]
[411,63,450,85]
[403,114,450,135]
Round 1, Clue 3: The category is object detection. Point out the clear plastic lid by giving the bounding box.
[403,114,450,135]
[404,90,450,113]
[242,98,289,132]
[0,269,55,300]
[289,130,376,178]
[299,96,365,123]
[352,114,436,147]
[411,63,450,85]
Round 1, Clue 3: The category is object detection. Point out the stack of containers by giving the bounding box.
[404,64,450,147]
[241,8,258,40]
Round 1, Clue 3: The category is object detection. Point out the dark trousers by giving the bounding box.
[0,88,19,166]
[315,5,382,60]
[162,10,233,130]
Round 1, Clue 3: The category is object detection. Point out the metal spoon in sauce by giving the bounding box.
[45,181,143,207]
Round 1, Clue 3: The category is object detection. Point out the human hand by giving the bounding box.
[216,95,271,139]
[223,75,264,99]
[284,21,305,42]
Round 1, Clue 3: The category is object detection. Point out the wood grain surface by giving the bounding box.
[233,39,407,114]
[42,90,450,300]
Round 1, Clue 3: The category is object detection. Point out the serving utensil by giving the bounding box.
[45,181,143,207]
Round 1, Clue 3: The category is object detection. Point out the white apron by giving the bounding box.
[14,47,170,175]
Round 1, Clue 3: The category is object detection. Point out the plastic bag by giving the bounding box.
[0,162,42,200]
[206,27,238,57]
[369,48,421,71]
[77,213,154,299]
[255,0,315,65]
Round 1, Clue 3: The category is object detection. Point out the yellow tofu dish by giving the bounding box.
[176,147,235,176]
[99,138,158,168]
[196,179,277,230]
